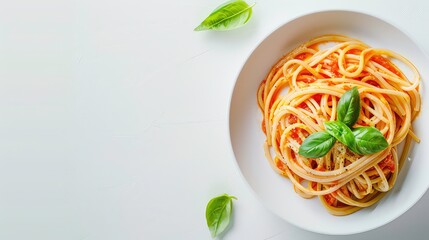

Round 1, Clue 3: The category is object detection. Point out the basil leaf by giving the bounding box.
[194,0,255,31]
[352,127,389,154]
[337,86,361,127]
[324,121,360,153]
[206,194,237,238]
[298,131,336,158]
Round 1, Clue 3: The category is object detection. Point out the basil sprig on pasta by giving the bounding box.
[336,86,361,127]
[298,87,388,158]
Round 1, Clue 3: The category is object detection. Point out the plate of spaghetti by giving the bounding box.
[229,10,429,235]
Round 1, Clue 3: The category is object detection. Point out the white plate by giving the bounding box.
[228,10,429,235]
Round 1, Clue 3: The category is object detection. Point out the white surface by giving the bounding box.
[230,10,429,235]
[0,0,428,239]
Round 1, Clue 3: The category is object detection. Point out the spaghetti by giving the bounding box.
[257,35,421,215]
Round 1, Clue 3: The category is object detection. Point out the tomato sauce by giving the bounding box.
[316,165,326,171]
[343,85,351,91]
[290,128,302,144]
[371,55,401,77]
[297,102,311,111]
[288,114,298,124]
[365,80,380,87]
[295,53,310,60]
[299,75,317,83]
[323,57,342,77]
[276,159,287,171]
[324,194,337,206]
[340,186,350,198]
[311,94,322,102]
[261,119,266,135]
[347,49,361,55]
[378,154,395,173]
[311,182,317,189]
[310,160,318,169]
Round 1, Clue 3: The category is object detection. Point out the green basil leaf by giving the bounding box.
[337,86,361,127]
[352,127,389,154]
[206,194,237,238]
[194,0,255,31]
[324,121,360,154]
[298,131,336,158]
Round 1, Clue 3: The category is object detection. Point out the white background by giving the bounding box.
[0,0,428,239]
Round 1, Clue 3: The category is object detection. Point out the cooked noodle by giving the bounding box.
[257,34,421,215]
